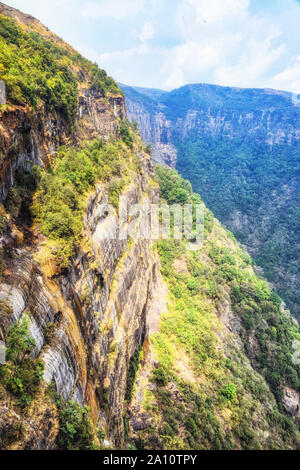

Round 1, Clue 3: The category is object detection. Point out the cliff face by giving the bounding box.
[121,83,300,167]
[0,88,126,203]
[0,4,300,452]
[0,170,159,449]
[123,94,177,167]
[0,4,159,449]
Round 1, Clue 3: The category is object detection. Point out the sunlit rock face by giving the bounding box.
[0,86,159,447]
[0,3,159,449]
[0,118,159,449]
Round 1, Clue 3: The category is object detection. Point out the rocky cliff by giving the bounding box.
[0,4,160,449]
[0,4,299,451]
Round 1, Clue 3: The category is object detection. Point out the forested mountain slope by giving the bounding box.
[0,2,299,451]
[121,83,300,321]
[127,166,300,450]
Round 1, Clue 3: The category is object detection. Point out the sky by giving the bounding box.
[4,0,300,92]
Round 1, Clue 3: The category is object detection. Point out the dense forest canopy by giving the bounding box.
[176,136,300,319]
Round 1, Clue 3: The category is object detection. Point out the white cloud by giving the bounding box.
[78,43,150,75]
[137,22,155,43]
[214,34,286,85]
[5,0,300,92]
[270,56,300,93]
[162,40,223,89]
[161,0,293,90]
[97,44,149,62]
[81,0,145,20]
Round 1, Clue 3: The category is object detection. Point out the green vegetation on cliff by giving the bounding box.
[31,131,141,265]
[0,14,119,123]
[129,166,300,450]
[57,400,95,450]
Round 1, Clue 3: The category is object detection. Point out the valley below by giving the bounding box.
[121,83,300,322]
[0,1,299,451]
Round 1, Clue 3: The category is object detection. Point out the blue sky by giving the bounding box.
[5,0,300,92]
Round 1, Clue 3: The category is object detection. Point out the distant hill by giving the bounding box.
[121,82,300,320]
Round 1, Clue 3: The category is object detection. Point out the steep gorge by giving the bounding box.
[121,83,300,322]
[0,3,299,451]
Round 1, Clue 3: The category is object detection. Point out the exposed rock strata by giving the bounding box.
[0,7,157,444]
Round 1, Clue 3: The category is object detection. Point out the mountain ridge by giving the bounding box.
[0,3,299,451]
[121,81,294,99]
[121,81,300,156]
[121,82,300,321]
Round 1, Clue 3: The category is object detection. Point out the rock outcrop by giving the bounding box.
[0,91,125,203]
[283,387,300,421]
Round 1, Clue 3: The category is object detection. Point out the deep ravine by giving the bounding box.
[0,3,299,451]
